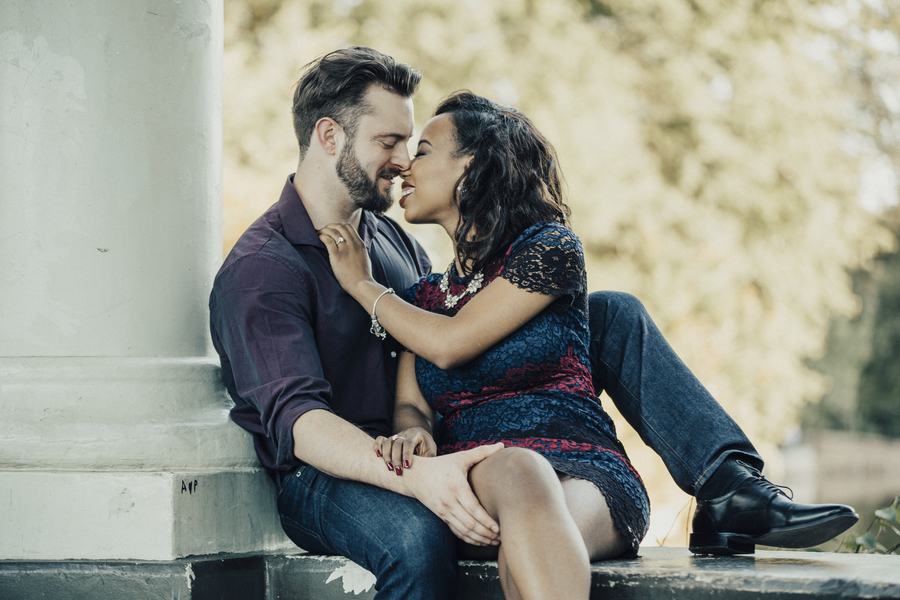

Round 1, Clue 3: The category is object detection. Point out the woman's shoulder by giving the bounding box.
[510,221,582,255]
[403,272,444,307]
[502,221,586,299]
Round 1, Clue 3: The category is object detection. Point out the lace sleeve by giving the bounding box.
[501,222,586,301]
[403,277,425,305]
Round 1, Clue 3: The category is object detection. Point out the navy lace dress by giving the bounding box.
[404,222,650,554]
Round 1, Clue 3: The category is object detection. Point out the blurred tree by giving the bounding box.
[807,210,900,438]
[803,0,900,438]
[857,222,900,438]
[803,261,885,432]
[222,0,898,541]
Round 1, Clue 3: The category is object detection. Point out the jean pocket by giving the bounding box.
[277,465,307,495]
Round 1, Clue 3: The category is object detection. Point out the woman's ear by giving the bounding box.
[457,155,475,193]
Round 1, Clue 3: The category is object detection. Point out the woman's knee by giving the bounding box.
[474,448,562,505]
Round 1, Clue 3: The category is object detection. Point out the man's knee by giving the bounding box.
[389,508,456,560]
[588,291,646,323]
[374,509,457,594]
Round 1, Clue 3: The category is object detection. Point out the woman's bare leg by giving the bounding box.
[467,447,591,600]
[558,474,630,560]
[456,541,525,600]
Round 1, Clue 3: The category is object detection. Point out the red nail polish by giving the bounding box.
[376,449,382,457]
[404,460,410,469]
[387,462,393,471]
[395,466,402,476]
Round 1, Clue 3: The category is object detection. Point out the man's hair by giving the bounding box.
[292,47,421,159]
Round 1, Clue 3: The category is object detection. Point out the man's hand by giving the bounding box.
[401,443,504,546]
[292,372,502,546]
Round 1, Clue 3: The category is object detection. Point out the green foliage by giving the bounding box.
[222,0,897,457]
[857,223,900,437]
[804,212,900,437]
[840,497,900,554]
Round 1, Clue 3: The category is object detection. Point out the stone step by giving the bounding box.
[2,548,899,599]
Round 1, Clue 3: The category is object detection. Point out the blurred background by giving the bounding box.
[222,0,900,548]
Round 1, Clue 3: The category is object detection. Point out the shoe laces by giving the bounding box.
[736,460,794,500]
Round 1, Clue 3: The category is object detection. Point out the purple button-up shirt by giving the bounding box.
[209,175,431,476]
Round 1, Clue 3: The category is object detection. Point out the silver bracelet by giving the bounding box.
[370,288,395,340]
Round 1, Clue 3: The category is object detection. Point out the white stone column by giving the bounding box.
[0,0,289,560]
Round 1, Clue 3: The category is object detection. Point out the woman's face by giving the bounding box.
[399,113,472,230]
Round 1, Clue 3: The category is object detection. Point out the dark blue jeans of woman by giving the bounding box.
[277,464,458,600]
[587,291,763,495]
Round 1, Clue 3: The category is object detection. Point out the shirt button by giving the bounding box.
[390,351,397,358]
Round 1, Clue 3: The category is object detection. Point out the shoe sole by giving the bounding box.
[689,512,858,556]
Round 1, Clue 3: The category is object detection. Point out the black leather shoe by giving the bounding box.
[689,462,859,555]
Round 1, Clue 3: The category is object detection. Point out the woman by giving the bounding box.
[319,92,649,600]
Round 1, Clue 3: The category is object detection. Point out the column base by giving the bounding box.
[0,469,292,560]
[0,357,292,560]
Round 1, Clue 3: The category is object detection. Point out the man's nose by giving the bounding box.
[391,146,411,171]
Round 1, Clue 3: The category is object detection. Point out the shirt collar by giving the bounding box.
[279,174,377,251]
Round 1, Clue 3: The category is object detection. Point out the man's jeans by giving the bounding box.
[277,464,458,600]
[588,291,763,495]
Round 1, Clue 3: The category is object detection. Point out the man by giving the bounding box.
[210,47,501,600]
[210,47,857,599]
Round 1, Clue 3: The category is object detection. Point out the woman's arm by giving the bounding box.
[375,351,439,473]
[319,223,556,369]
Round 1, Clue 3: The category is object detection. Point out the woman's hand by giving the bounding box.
[375,427,437,475]
[318,223,375,296]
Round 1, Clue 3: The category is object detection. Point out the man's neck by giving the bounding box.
[293,163,363,231]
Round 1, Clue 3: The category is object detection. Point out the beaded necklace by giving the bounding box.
[439,261,484,309]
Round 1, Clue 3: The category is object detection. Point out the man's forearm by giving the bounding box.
[291,408,504,546]
[292,409,410,495]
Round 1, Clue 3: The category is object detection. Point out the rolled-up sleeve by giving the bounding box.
[210,252,333,471]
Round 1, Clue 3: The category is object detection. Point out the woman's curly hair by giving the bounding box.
[434,91,570,276]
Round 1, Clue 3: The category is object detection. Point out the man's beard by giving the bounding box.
[336,142,397,214]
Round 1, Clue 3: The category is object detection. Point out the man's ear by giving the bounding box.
[313,117,343,156]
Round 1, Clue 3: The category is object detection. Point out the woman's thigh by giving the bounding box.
[459,455,628,561]
[467,447,564,517]
[458,448,562,559]
[558,474,629,560]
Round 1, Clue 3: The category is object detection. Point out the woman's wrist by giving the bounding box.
[395,424,432,436]
[353,278,384,304]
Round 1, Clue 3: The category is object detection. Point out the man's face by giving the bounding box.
[336,87,415,213]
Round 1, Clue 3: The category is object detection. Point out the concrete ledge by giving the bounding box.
[0,555,265,600]
[588,548,900,599]
[3,548,899,599]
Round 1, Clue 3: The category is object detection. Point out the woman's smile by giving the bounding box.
[399,182,415,208]
[398,113,471,231]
